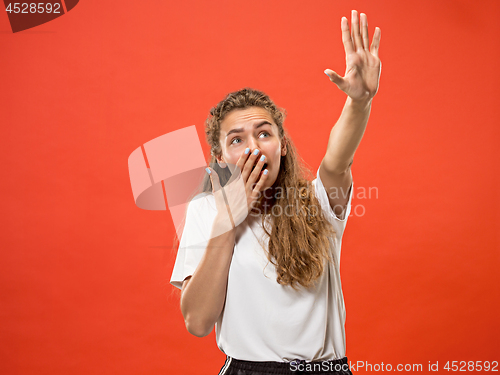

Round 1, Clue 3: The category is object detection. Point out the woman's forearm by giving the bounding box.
[180,216,236,337]
[323,96,372,174]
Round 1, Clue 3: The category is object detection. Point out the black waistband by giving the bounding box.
[224,356,351,375]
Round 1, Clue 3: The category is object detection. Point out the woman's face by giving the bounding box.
[217,106,286,190]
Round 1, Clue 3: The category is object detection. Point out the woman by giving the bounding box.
[170,10,381,375]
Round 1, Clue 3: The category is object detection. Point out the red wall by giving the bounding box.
[1,0,498,374]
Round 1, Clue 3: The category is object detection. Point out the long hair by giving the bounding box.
[199,87,338,290]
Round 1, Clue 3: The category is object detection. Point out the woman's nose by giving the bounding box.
[247,137,260,151]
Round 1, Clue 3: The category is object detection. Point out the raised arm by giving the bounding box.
[320,10,381,217]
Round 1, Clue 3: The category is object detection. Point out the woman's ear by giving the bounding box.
[281,137,287,156]
[216,155,227,168]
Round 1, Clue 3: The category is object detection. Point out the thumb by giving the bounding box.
[324,69,345,89]
[206,166,236,231]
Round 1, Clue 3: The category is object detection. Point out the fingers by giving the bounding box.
[236,147,254,181]
[324,69,346,90]
[360,13,369,51]
[250,170,268,203]
[341,16,354,55]
[370,27,381,57]
[351,10,363,52]
[237,148,269,202]
[345,10,379,55]
[248,151,268,188]
[237,148,263,184]
[226,148,269,217]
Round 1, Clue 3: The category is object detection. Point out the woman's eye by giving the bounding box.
[231,132,269,145]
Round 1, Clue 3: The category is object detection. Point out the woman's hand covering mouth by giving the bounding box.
[252,162,268,172]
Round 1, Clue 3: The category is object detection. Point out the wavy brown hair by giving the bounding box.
[199,87,338,290]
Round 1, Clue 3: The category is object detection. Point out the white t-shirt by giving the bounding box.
[170,166,354,361]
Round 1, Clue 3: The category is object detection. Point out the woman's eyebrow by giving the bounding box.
[226,121,272,138]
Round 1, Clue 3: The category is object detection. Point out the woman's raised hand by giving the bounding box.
[324,10,381,103]
[206,147,269,235]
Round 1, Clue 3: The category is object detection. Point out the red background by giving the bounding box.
[1,0,499,374]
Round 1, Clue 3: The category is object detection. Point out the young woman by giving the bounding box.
[170,10,381,375]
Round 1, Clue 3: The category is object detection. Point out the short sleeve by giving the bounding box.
[170,193,218,290]
[312,167,354,241]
